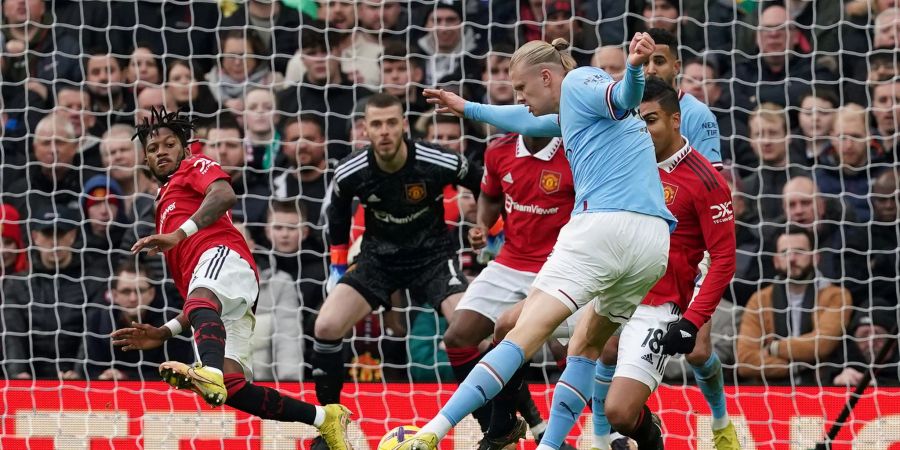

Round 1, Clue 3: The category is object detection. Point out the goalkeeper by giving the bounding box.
[311,93,482,450]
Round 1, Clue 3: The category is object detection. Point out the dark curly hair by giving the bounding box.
[133,106,195,150]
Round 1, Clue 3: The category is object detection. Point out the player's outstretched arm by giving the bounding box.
[423,88,561,137]
[111,322,170,351]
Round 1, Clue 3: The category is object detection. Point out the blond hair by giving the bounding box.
[749,102,787,135]
[510,38,577,73]
[833,103,869,133]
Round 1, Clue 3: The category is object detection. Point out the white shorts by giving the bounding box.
[189,245,260,379]
[455,261,535,322]
[614,302,682,391]
[532,211,669,324]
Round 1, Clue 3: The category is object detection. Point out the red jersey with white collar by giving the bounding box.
[481,134,574,273]
[643,141,736,328]
[155,155,259,298]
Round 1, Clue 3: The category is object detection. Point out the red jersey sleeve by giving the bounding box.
[682,174,737,328]
[481,146,503,198]
[183,157,231,195]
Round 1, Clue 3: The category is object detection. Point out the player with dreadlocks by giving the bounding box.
[111,107,354,450]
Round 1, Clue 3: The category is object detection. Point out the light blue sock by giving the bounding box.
[692,353,729,430]
[437,340,525,427]
[540,356,595,450]
[592,362,616,447]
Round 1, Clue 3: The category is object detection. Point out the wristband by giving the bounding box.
[768,340,780,357]
[330,244,349,266]
[178,219,199,238]
[163,318,183,337]
[488,217,505,236]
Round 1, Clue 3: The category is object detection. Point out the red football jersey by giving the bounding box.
[481,134,575,273]
[155,155,259,298]
[643,144,736,328]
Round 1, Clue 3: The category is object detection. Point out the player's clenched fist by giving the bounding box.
[468,226,488,250]
[627,32,656,67]
[423,88,467,118]
[659,318,698,355]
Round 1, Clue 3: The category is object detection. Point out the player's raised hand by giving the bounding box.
[111,322,168,351]
[131,231,185,256]
[423,88,467,118]
[627,32,656,67]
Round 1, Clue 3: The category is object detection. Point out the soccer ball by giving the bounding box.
[378,425,421,450]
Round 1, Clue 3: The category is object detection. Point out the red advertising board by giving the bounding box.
[2,381,900,450]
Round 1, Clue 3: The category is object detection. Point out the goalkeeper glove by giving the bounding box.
[660,318,699,356]
[326,244,348,294]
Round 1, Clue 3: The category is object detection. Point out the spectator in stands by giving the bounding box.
[272,114,333,248]
[740,103,809,223]
[165,60,218,120]
[110,2,220,74]
[135,86,177,126]
[725,173,763,308]
[98,124,159,268]
[203,113,270,236]
[0,203,26,276]
[793,90,838,167]
[417,113,466,154]
[1,0,81,117]
[871,79,900,162]
[243,87,281,171]
[207,30,279,109]
[381,39,429,116]
[85,260,189,380]
[251,201,312,381]
[732,4,836,116]
[641,0,678,34]
[84,48,136,131]
[417,1,481,86]
[832,299,900,387]
[815,105,886,222]
[591,45,626,80]
[278,25,372,161]
[3,206,106,380]
[874,8,900,48]
[126,45,162,92]
[4,113,98,216]
[53,86,103,168]
[538,1,590,66]
[80,174,128,267]
[219,0,302,75]
[737,227,852,385]
[349,100,370,151]
[866,170,900,305]
[481,43,515,104]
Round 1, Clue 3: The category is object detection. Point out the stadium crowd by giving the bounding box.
[0,0,898,389]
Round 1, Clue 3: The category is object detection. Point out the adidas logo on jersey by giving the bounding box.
[502,173,514,184]
[641,353,654,364]
[367,194,381,202]
[680,330,693,338]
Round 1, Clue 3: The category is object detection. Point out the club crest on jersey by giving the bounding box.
[405,182,427,203]
[662,182,678,205]
[539,170,561,194]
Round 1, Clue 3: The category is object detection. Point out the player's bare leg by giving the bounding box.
[399,289,575,450]
[312,284,375,406]
[685,323,739,449]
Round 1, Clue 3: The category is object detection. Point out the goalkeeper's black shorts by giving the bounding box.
[339,250,469,312]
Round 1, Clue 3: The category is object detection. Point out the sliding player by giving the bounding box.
[111,107,352,450]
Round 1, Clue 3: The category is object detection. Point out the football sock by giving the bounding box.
[592,361,616,449]
[312,338,344,405]
[447,345,492,432]
[188,307,225,370]
[622,405,661,450]
[420,340,525,439]
[223,373,320,425]
[693,353,730,430]
[540,356,595,450]
[486,364,529,438]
